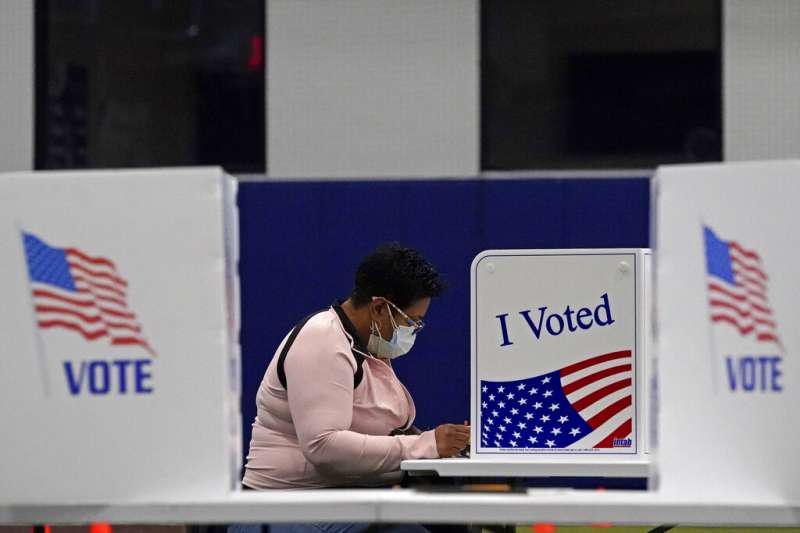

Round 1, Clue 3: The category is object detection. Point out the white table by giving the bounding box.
[401,458,650,478]
[2,489,798,527]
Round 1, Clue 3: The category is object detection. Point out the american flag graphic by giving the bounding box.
[21,232,154,355]
[479,350,633,450]
[704,226,781,346]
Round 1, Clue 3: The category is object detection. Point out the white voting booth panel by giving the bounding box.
[438,249,648,478]
[471,250,647,459]
[0,167,241,504]
[405,249,652,478]
[653,160,800,504]
[405,249,650,478]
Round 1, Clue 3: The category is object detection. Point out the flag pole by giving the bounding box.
[701,220,720,394]
[17,225,51,396]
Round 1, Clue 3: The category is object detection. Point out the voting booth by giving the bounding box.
[0,167,241,504]
[404,248,650,478]
[472,249,649,461]
[652,160,800,504]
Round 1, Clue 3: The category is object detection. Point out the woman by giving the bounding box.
[243,243,470,490]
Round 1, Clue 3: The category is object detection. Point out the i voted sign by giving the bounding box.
[496,293,616,346]
[471,250,646,456]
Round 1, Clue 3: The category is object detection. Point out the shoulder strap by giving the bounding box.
[277,309,366,391]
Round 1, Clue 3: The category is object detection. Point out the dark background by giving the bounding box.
[36,0,720,172]
[481,0,721,169]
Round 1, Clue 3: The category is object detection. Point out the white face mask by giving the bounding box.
[367,302,417,359]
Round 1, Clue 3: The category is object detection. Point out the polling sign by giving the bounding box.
[653,160,800,503]
[471,249,647,460]
[0,167,241,504]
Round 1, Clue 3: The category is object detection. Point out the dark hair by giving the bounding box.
[351,243,445,309]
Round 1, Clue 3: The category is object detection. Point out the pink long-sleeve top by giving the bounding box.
[242,304,439,489]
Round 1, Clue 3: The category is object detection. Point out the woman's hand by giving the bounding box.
[434,423,471,458]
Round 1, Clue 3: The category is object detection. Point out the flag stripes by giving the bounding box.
[562,350,633,448]
[704,226,781,346]
[22,232,154,355]
[480,349,633,450]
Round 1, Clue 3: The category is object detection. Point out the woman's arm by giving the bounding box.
[285,341,438,476]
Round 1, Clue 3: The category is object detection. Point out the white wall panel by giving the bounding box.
[0,1,34,172]
[266,0,479,179]
[724,0,800,161]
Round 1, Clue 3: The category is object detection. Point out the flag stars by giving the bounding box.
[485,374,596,451]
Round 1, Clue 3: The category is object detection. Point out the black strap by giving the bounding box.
[277,307,366,391]
[332,304,366,388]
[276,310,321,391]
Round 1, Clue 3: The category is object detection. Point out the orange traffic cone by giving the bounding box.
[89,523,112,533]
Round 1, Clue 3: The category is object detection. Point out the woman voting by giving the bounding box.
[242,244,470,490]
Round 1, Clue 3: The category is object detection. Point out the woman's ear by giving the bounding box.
[369,298,387,321]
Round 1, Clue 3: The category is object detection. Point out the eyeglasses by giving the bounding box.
[377,297,426,334]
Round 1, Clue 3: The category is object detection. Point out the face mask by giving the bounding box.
[367,305,417,359]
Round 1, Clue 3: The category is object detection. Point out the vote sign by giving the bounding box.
[471,249,647,458]
[0,168,241,504]
[653,160,800,502]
